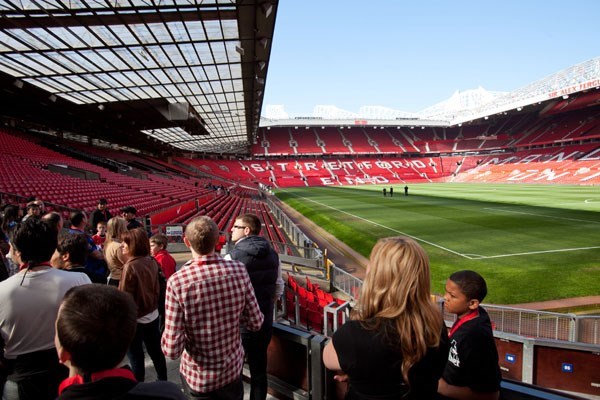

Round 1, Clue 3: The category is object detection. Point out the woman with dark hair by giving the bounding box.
[118,228,167,382]
[323,236,449,399]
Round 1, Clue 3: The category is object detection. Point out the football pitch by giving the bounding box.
[275,183,600,304]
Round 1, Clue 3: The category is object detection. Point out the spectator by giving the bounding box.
[41,211,65,236]
[89,198,112,232]
[437,270,501,400]
[1,205,20,277]
[1,205,20,237]
[51,234,97,283]
[323,236,449,399]
[228,213,282,400]
[68,211,107,283]
[92,220,107,249]
[121,206,143,230]
[55,284,185,399]
[119,228,167,382]
[162,216,263,399]
[150,233,176,280]
[21,201,41,222]
[34,199,45,214]
[104,217,128,287]
[149,233,173,332]
[0,219,90,400]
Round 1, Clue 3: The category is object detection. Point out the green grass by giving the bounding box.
[275,183,600,304]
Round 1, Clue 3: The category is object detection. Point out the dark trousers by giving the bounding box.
[242,319,273,400]
[181,374,243,400]
[127,317,168,382]
[5,348,68,400]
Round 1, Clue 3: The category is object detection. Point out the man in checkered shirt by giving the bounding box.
[161,216,264,399]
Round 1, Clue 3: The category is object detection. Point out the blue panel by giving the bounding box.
[561,363,574,373]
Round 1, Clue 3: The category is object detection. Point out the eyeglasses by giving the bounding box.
[233,225,247,229]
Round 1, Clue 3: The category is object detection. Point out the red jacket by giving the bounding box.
[154,249,176,279]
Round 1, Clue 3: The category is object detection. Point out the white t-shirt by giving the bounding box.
[0,267,91,358]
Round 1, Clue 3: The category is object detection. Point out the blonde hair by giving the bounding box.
[105,217,127,245]
[354,236,443,383]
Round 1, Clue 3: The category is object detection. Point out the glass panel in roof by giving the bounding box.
[185,22,207,41]
[0,63,25,76]
[8,53,56,75]
[232,78,243,91]
[130,24,155,44]
[159,44,184,66]
[0,32,29,52]
[179,44,199,65]
[191,66,207,81]
[193,42,212,63]
[113,48,143,69]
[58,51,98,72]
[151,69,170,84]
[19,28,61,50]
[32,77,64,92]
[203,66,219,80]
[108,72,134,87]
[92,26,125,46]
[221,80,233,92]
[153,23,177,42]
[210,42,228,63]
[216,64,232,80]
[51,27,93,48]
[122,70,148,86]
[204,20,225,41]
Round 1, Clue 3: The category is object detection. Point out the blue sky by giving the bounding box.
[262,1,600,115]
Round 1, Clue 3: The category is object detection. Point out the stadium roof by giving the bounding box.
[0,0,277,154]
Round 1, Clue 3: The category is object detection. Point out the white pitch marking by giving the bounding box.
[468,246,600,259]
[282,190,600,260]
[483,207,600,224]
[284,191,472,259]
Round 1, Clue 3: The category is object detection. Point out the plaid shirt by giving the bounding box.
[161,254,263,393]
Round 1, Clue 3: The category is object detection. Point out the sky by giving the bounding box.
[262,0,600,117]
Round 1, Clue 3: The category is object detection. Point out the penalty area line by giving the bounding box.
[470,246,600,260]
[283,191,472,259]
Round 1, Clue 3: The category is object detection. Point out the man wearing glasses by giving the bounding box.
[228,214,283,400]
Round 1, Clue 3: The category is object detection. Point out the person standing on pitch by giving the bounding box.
[229,214,282,400]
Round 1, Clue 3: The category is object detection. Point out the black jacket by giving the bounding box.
[230,235,279,318]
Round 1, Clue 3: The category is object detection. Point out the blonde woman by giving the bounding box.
[323,236,449,399]
[103,217,128,286]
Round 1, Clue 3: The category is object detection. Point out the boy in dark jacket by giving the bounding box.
[438,270,501,400]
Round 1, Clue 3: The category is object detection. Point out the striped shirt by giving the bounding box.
[161,254,263,393]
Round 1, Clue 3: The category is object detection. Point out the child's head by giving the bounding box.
[96,221,107,236]
[444,270,488,318]
[55,285,137,374]
[149,233,168,256]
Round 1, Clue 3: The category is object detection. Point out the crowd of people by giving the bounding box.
[0,196,501,400]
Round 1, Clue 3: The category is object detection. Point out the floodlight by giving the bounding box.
[258,38,269,49]
[13,79,23,89]
[235,45,244,56]
[49,95,57,103]
[562,95,569,99]
[257,61,266,71]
